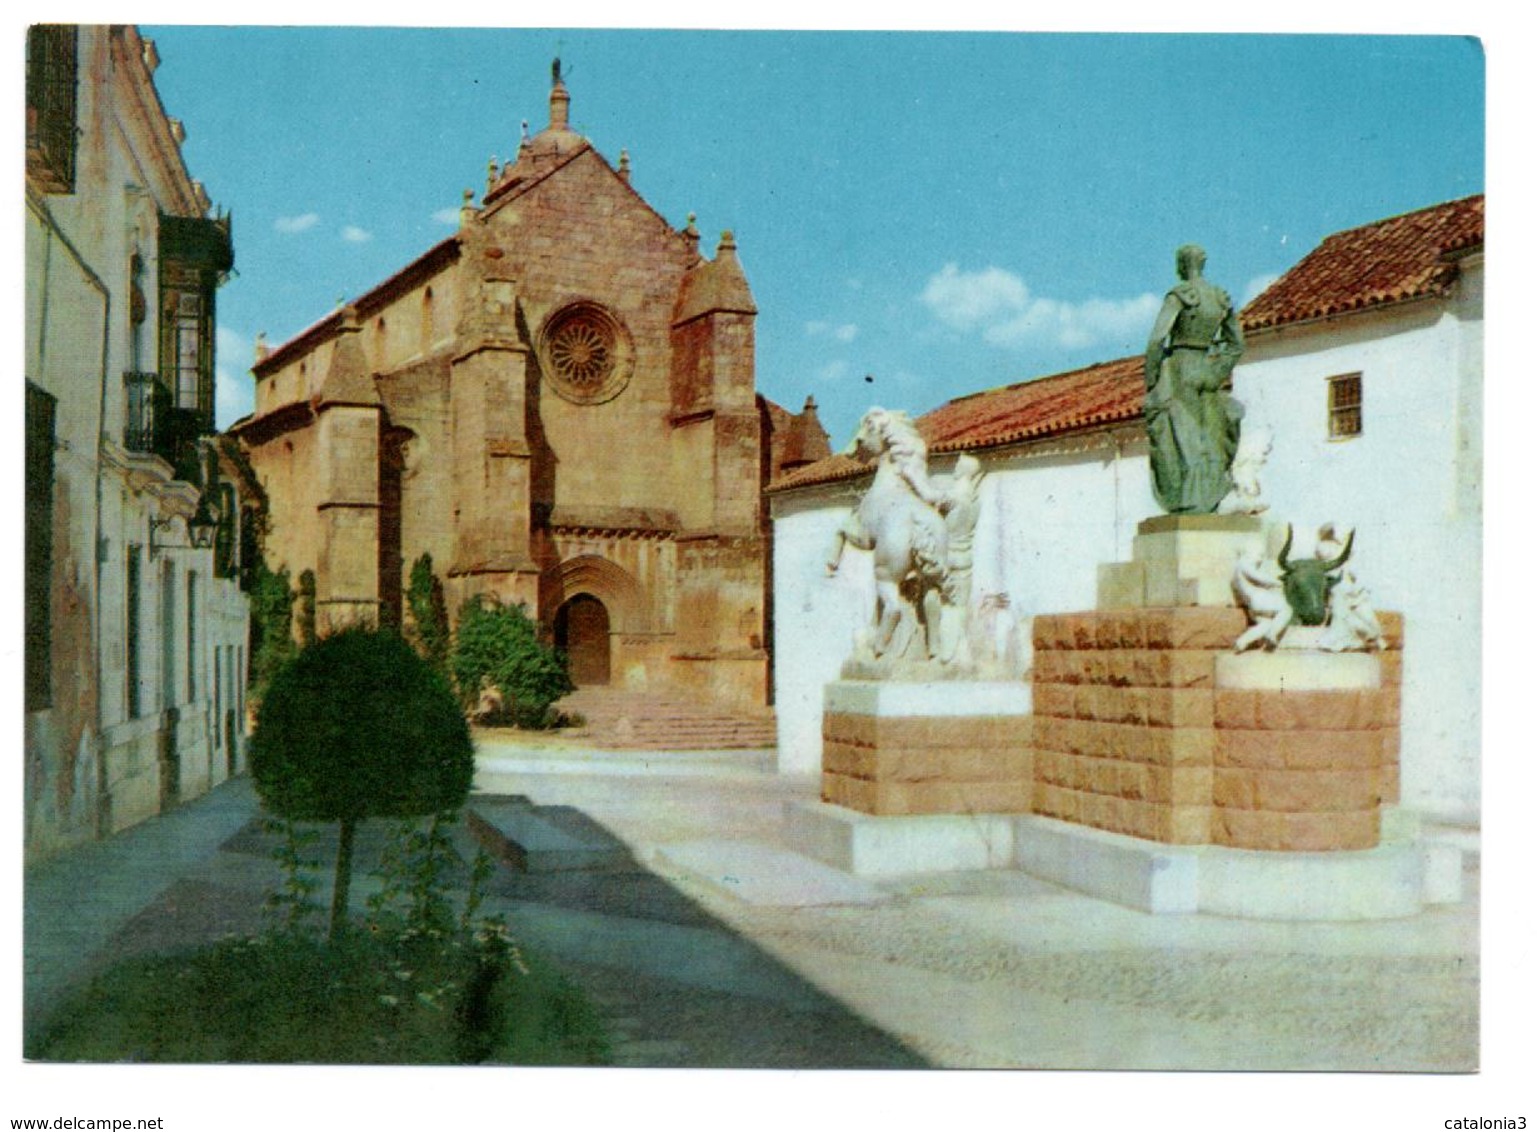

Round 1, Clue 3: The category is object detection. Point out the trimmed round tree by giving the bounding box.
[251,627,475,940]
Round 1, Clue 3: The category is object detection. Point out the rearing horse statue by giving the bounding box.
[826,408,951,661]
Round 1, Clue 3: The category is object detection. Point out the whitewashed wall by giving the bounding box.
[771,486,875,775]
[772,263,1481,823]
[771,428,1148,776]
[1233,260,1483,822]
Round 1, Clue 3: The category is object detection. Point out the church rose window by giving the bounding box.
[540,302,633,404]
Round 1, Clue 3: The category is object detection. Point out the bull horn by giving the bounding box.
[1319,528,1355,573]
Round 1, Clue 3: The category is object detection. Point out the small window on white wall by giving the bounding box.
[1328,373,1363,439]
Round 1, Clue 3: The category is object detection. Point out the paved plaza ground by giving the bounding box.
[24,736,1479,1071]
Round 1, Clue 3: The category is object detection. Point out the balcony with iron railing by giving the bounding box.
[123,371,208,482]
[123,370,166,454]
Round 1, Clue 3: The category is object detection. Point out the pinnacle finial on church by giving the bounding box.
[486,155,499,192]
[549,59,571,130]
[618,149,631,181]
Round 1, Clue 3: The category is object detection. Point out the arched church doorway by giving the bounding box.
[555,593,611,686]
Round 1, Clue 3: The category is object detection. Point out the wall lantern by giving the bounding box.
[150,493,219,553]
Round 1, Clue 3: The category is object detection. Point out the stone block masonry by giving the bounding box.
[1031,609,1402,850]
[233,77,829,721]
[822,712,1034,817]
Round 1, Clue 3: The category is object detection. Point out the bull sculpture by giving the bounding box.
[1233,522,1358,651]
[1278,523,1354,626]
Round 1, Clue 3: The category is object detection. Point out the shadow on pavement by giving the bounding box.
[42,789,927,1069]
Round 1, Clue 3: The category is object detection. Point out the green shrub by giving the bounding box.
[27,927,611,1065]
[450,596,574,729]
[251,627,474,939]
[248,559,296,698]
[296,568,317,647]
[405,553,450,674]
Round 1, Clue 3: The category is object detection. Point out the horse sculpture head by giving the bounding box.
[847,407,927,469]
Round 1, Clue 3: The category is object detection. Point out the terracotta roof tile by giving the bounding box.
[770,451,867,493]
[673,233,757,325]
[920,356,1144,454]
[1242,194,1484,332]
[255,236,460,376]
[769,356,1144,493]
[772,194,1484,496]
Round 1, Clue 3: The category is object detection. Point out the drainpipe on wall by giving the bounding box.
[30,193,113,839]
[1112,431,1124,558]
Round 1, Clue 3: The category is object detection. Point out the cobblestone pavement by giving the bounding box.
[476,749,1478,1072]
[24,750,1478,1071]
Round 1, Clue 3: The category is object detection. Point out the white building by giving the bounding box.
[25,25,251,860]
[769,194,1483,827]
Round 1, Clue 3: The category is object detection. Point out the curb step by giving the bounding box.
[553,689,777,751]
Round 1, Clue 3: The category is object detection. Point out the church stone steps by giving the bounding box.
[554,688,776,751]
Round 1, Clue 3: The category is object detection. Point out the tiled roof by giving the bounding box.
[254,236,460,376]
[921,356,1145,454]
[769,356,1144,493]
[763,395,833,480]
[673,234,757,324]
[1242,194,1484,332]
[773,194,1485,496]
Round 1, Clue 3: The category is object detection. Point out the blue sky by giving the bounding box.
[140,28,1485,443]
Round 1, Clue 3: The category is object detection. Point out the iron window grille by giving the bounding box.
[26,382,57,711]
[1328,372,1363,439]
[124,370,168,455]
[26,25,77,194]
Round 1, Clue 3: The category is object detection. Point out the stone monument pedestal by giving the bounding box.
[1098,514,1265,609]
[1037,507,1406,853]
[820,680,1032,816]
[1032,602,1402,852]
[1005,809,1455,919]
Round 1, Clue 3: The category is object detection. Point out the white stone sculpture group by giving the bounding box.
[825,399,1382,675]
[1217,424,1273,516]
[1232,521,1386,652]
[826,408,991,678]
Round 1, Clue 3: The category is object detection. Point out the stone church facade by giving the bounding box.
[234,75,828,712]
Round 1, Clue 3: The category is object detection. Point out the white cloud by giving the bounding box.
[214,326,255,429]
[273,212,320,234]
[921,264,1160,352]
[985,293,1163,351]
[432,207,461,226]
[806,321,859,343]
[920,264,1029,331]
[1242,273,1281,305]
[341,225,373,244]
[216,325,248,360]
[815,360,850,383]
